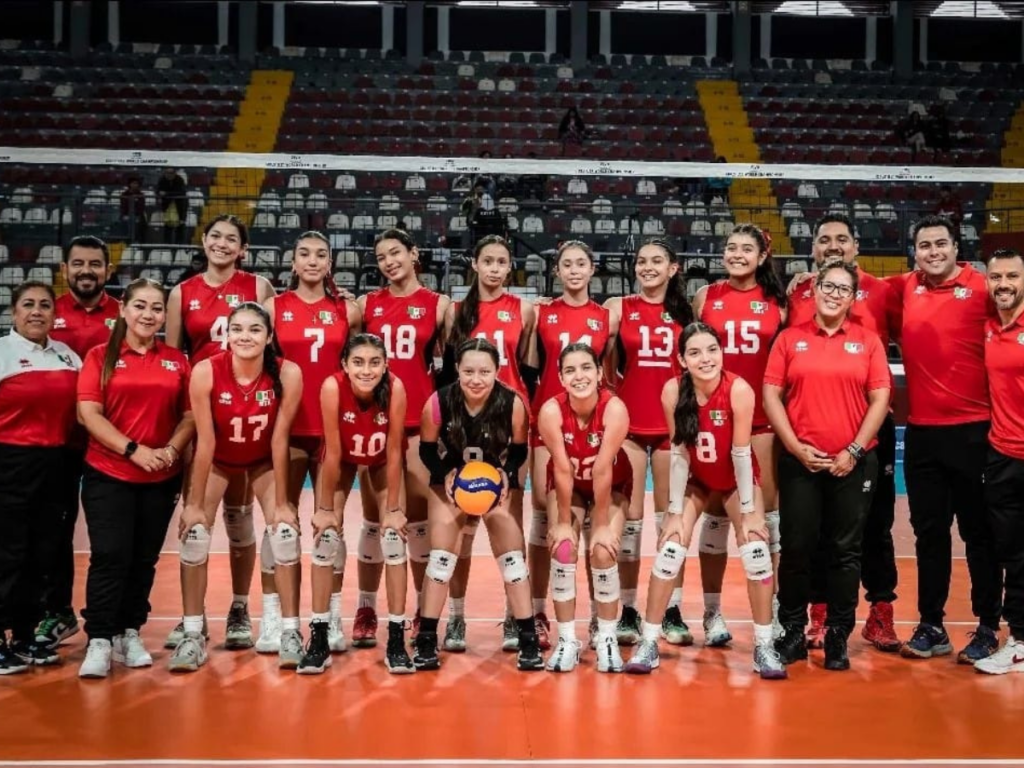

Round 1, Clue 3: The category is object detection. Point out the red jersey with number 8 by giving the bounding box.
[688,371,760,493]
[331,371,396,468]
[209,351,280,469]
[274,292,348,436]
[545,388,631,496]
[532,299,610,415]
[616,295,683,435]
[179,271,259,363]
[463,293,528,404]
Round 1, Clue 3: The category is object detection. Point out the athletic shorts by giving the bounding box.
[288,435,323,457]
[625,432,671,453]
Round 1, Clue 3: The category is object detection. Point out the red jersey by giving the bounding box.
[985,315,1024,461]
[687,371,761,493]
[363,286,441,429]
[274,291,348,436]
[789,268,901,349]
[889,264,991,426]
[179,271,259,363]
[462,292,528,404]
[51,291,120,359]
[532,298,610,415]
[78,341,191,483]
[699,282,783,429]
[545,389,632,496]
[208,351,280,469]
[0,332,80,447]
[332,371,396,468]
[615,295,683,435]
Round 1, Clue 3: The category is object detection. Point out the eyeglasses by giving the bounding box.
[817,281,855,298]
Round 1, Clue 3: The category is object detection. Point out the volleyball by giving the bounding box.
[451,461,504,516]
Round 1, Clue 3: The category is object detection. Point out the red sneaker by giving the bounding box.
[806,603,827,649]
[534,612,552,651]
[351,607,378,648]
[862,601,902,652]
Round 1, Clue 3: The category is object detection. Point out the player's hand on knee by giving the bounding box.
[381,507,408,539]
[740,510,768,547]
[589,526,620,562]
[547,522,578,559]
[657,514,685,551]
[311,507,338,539]
[444,469,458,504]
[272,503,300,531]
[179,504,207,541]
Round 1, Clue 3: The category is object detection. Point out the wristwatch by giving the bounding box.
[123,440,139,458]
[847,442,865,461]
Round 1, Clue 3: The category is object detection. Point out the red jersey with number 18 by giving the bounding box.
[616,295,683,435]
[331,371,398,468]
[208,351,280,469]
[688,371,761,493]
[179,271,259,363]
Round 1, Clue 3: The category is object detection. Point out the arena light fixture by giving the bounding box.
[455,0,541,6]
[615,1,699,9]
[933,1,1009,17]
[774,1,855,15]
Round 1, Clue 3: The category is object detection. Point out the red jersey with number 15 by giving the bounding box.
[616,295,683,435]
[179,271,259,363]
[688,371,761,493]
[545,388,631,496]
[208,351,280,469]
[532,298,610,415]
[332,371,399,468]
[466,292,528,404]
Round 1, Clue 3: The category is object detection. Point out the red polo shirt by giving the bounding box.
[764,319,891,456]
[985,314,1024,461]
[51,291,120,359]
[788,267,901,349]
[888,263,992,426]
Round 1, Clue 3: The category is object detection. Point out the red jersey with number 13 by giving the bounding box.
[208,351,280,469]
[179,271,259,363]
[332,371,398,468]
[688,370,760,493]
[532,298,610,415]
[616,295,683,435]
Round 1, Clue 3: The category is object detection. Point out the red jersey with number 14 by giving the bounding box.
[179,271,259,363]
[545,388,631,496]
[616,295,683,435]
[688,371,760,493]
[208,351,280,469]
[468,292,527,404]
[532,298,610,415]
[332,371,398,468]
[274,292,348,436]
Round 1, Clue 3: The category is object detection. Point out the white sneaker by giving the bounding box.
[112,630,153,668]
[255,611,282,654]
[975,636,1024,675]
[278,628,304,670]
[168,632,208,673]
[596,634,624,673]
[79,639,112,679]
[703,609,733,647]
[327,616,347,653]
[546,636,582,673]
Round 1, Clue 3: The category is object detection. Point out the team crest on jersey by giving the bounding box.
[800,288,813,301]
[587,318,602,331]
[712,300,725,311]
[794,341,809,352]
[844,342,864,354]
[953,287,972,300]
[1017,332,1024,345]
[343,411,356,423]
[587,432,600,447]
[255,390,273,407]
[189,299,202,311]
[547,313,559,324]
[225,294,241,308]
[58,353,75,368]
[219,391,233,405]
[104,318,116,329]
[661,311,672,323]
[407,306,425,319]
[914,286,927,295]
[374,412,389,425]
[856,290,868,301]
[373,306,384,318]
[282,311,294,322]
[709,409,727,426]
[629,312,640,321]
[497,310,512,322]
[161,360,180,372]
[318,310,334,325]
[54,317,67,329]
[750,301,768,315]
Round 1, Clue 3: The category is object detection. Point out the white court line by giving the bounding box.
[2,759,1024,767]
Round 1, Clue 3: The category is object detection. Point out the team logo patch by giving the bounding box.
[794,341,809,352]
[54,317,67,329]
[374,412,389,425]
[373,306,384,318]
[219,391,233,405]
[1017,332,1024,345]
[856,290,868,301]
[862,479,873,493]
[58,353,75,368]
[189,299,201,311]
[161,360,180,372]
[497,310,512,322]
[709,409,727,426]
[587,318,602,331]
[255,390,273,407]
[343,411,356,423]
[953,287,972,300]
[750,301,768,315]
[547,313,558,324]
[587,432,600,447]
[661,311,673,323]
[104,318,116,329]
[629,312,641,321]
[282,311,294,322]
[407,306,425,320]
[225,294,241,308]
[844,342,864,354]
[318,310,334,325]
[712,300,725,311]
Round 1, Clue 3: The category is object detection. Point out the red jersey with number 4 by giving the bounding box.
[274,292,348,436]
[363,287,441,429]
[532,299,610,415]
[545,388,631,495]
[688,371,760,493]
[616,295,683,435]
[465,292,527,404]
[332,371,397,468]
[179,271,259,363]
[208,351,280,469]
[699,282,782,429]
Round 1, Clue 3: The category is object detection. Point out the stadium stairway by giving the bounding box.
[987,97,1024,233]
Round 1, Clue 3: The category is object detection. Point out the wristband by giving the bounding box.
[847,442,864,461]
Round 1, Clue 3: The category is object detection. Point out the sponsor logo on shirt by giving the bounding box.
[712,300,725,311]
[953,287,972,300]
[343,411,356,423]
[282,311,294,322]
[318,310,334,325]
[862,479,873,493]
[373,306,384,318]
[54,317,67,329]
[219,391,233,405]
[547,313,559,324]
[225,294,241,308]
[104,318,116,329]
[374,412,389,425]
[255,390,273,407]
[407,306,425,320]
[18,358,32,368]
[115,359,127,369]
[189,299,202,311]
[497,310,512,322]
[844,342,864,354]
[161,360,180,372]
[750,301,768,315]
[794,341,809,352]
[709,409,727,426]
[587,318,602,331]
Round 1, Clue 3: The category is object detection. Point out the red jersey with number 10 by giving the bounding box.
[332,371,397,468]
[532,298,610,415]
[688,371,760,493]
[545,388,631,495]
[208,351,280,469]
[179,271,259,363]
[616,295,683,435]
[466,292,527,404]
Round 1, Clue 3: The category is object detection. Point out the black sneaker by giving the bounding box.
[0,644,29,675]
[34,611,80,650]
[775,624,809,665]
[957,625,999,665]
[517,630,544,671]
[901,622,953,659]
[296,622,332,675]
[385,623,415,675]
[12,639,60,666]
[413,631,441,671]
[823,628,850,671]
[615,605,642,646]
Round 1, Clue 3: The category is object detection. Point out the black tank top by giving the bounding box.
[437,382,516,473]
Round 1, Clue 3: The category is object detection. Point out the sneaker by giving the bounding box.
[327,616,348,653]
[11,639,60,666]
[661,605,694,646]
[385,623,415,675]
[351,607,378,648]
[957,625,999,665]
[35,611,80,650]
[775,624,809,665]
[443,615,467,652]
[534,612,552,651]
[588,615,599,650]
[901,623,953,659]
[823,627,850,671]
[278,628,304,669]
[79,638,112,678]
[412,631,440,671]
[546,636,582,673]
[0,643,29,675]
[975,636,1024,676]
[255,611,282,654]
[296,623,331,675]
[165,615,208,649]
[703,609,732,647]
[806,603,827,650]
[616,606,642,646]
[501,615,519,651]
[168,632,207,673]
[516,631,544,671]
[624,638,660,674]
[596,634,624,673]
[225,601,254,650]
[862,601,902,653]
[112,630,152,668]
[753,643,788,680]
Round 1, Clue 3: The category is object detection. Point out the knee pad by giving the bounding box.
[270,522,301,567]
[407,520,430,564]
[260,526,275,575]
[766,510,781,555]
[592,565,621,603]
[381,528,408,566]
[357,522,383,564]
[652,541,686,581]
[498,550,528,585]
[654,511,665,538]
[550,560,577,602]
[180,524,211,567]
[528,510,548,548]
[222,504,256,547]
[334,534,347,575]
[426,549,457,584]
[698,514,730,555]
[739,540,773,582]
[618,520,642,563]
[312,528,341,569]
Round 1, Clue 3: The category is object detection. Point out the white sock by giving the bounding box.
[704,592,721,613]
[449,597,465,618]
[532,598,546,616]
[558,621,576,641]
[597,617,617,639]
[311,612,330,625]
[621,589,637,609]
[388,614,405,626]
[642,620,661,642]
[282,617,300,632]
[357,591,377,612]
[232,594,248,606]
[183,615,204,634]
[753,622,774,646]
[329,593,341,621]
[669,588,682,608]
[262,592,281,616]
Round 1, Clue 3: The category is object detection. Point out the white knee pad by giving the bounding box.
[357,522,383,564]
[498,550,528,585]
[592,565,621,604]
[550,560,576,602]
[407,520,430,564]
[766,510,781,555]
[739,540,773,582]
[312,528,341,569]
[652,541,686,581]
[528,510,548,547]
[270,522,301,567]
[381,528,408,566]
[180,524,211,567]
[222,504,255,547]
[618,520,642,563]
[426,549,457,584]
[698,514,730,555]
[654,511,665,538]
[334,534,347,575]
[259,526,275,575]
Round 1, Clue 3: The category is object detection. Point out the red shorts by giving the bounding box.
[289,434,323,457]
[545,466,633,506]
[626,432,671,453]
[752,423,774,437]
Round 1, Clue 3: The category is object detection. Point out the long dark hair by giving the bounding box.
[450,234,512,350]
[373,227,421,277]
[203,214,249,267]
[672,322,721,449]
[727,223,788,309]
[639,238,693,327]
[444,337,513,459]
[287,230,339,305]
[228,301,282,398]
[102,278,165,387]
[342,332,391,414]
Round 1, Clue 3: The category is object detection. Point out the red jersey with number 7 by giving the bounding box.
[208,351,280,469]
[532,298,610,415]
[687,371,761,493]
[179,271,259,363]
[331,371,397,468]
[616,295,683,435]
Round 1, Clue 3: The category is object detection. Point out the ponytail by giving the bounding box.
[730,223,788,309]
[642,238,693,327]
[101,278,164,387]
[450,234,511,349]
[671,322,721,448]
[228,301,283,398]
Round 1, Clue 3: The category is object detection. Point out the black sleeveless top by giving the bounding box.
[437,381,516,474]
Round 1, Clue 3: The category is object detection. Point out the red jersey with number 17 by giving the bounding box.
[616,295,683,435]
[179,271,259,363]
[532,298,610,415]
[274,292,348,436]
[332,371,398,468]
[688,371,761,493]
[208,351,280,469]
[467,292,528,404]
[545,388,631,496]
[363,286,441,429]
